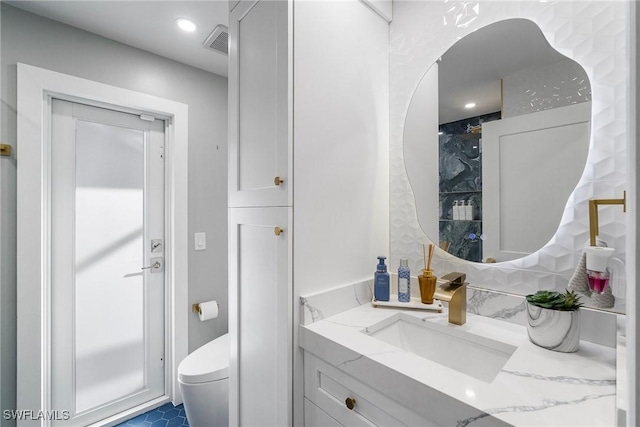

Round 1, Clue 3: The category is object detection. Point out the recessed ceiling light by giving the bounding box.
[464,102,476,109]
[176,18,197,33]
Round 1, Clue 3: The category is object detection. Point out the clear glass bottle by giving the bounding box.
[398,259,410,302]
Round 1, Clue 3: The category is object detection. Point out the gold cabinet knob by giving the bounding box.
[274,176,284,186]
[274,227,284,236]
[345,397,356,410]
[0,144,11,157]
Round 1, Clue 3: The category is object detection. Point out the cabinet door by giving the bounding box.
[482,102,590,261]
[229,207,292,426]
[229,0,292,208]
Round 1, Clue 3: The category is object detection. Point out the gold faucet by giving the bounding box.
[434,272,467,325]
[589,191,626,246]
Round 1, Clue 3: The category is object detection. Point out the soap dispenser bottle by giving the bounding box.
[465,200,474,221]
[398,259,410,302]
[374,256,390,301]
[452,201,460,221]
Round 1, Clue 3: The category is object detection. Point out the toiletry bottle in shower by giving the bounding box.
[452,201,460,221]
[398,259,410,302]
[374,256,390,301]
[465,200,473,221]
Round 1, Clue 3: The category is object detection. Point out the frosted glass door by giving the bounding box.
[51,100,165,426]
[74,120,145,411]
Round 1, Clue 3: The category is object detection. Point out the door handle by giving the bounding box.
[141,262,160,270]
[141,257,164,273]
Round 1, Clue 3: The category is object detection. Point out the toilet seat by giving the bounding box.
[178,334,229,384]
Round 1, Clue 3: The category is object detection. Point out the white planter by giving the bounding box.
[526,303,580,353]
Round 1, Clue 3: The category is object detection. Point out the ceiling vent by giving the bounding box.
[203,25,229,56]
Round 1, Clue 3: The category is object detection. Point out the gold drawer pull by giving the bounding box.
[274,176,284,186]
[345,397,356,410]
[274,227,284,236]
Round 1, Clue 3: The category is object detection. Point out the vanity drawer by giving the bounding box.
[304,353,434,426]
[305,398,342,427]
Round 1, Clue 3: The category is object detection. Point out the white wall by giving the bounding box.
[629,2,639,423]
[293,1,389,424]
[0,6,227,416]
[0,2,16,419]
[293,0,390,296]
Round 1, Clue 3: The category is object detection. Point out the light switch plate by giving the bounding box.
[194,232,206,251]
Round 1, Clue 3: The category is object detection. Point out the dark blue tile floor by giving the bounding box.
[116,402,189,427]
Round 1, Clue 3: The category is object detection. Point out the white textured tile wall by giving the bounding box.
[389,0,630,312]
[502,58,591,118]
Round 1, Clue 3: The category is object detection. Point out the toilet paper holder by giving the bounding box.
[192,302,219,314]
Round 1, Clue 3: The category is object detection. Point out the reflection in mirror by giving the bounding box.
[405,18,591,263]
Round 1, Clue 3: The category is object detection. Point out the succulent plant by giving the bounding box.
[526,289,583,311]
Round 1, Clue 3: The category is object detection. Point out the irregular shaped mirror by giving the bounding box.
[404,19,591,263]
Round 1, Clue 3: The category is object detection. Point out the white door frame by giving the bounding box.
[16,63,189,424]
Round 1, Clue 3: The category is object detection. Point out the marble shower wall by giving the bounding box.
[390,1,629,310]
[439,112,500,262]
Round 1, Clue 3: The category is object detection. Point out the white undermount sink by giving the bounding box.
[362,313,517,383]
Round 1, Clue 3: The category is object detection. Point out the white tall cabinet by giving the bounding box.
[228,0,292,425]
[228,0,390,425]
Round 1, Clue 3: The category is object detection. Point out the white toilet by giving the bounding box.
[178,333,229,427]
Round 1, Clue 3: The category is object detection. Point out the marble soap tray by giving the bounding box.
[372,295,443,312]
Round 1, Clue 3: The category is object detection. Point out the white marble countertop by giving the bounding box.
[299,303,617,426]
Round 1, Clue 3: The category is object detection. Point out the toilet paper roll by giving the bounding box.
[197,300,219,321]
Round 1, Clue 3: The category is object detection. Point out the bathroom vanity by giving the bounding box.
[300,303,616,426]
